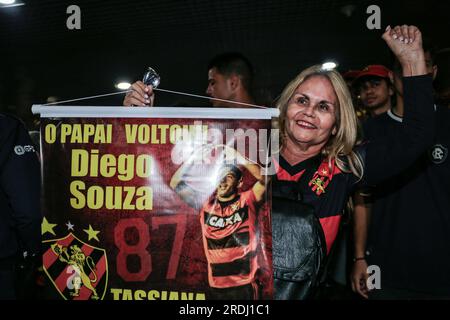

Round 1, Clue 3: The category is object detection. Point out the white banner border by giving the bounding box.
[32,105,279,119]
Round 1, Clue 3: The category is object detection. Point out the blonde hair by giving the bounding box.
[276,65,363,179]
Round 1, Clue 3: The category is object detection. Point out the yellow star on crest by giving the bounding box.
[41,217,57,236]
[83,224,100,242]
[321,169,328,176]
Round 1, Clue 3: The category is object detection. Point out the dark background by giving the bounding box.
[0,0,448,128]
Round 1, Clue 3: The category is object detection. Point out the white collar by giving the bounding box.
[387,109,403,123]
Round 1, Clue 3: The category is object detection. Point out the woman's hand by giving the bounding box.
[123,81,155,107]
[382,25,427,77]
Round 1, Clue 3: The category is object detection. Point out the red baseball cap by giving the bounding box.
[355,65,392,81]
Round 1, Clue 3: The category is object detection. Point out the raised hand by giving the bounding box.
[382,25,427,76]
[123,81,155,107]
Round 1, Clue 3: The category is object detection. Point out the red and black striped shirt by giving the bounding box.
[274,155,351,254]
[200,190,259,288]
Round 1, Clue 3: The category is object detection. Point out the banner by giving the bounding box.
[33,106,278,301]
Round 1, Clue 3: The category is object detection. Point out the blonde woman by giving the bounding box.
[274,25,433,274]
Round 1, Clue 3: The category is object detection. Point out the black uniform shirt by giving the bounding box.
[364,105,450,295]
[0,114,41,259]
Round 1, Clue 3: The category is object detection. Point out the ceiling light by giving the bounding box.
[115,82,131,90]
[322,62,338,70]
[0,1,25,7]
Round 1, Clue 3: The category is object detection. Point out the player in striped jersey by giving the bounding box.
[170,146,266,299]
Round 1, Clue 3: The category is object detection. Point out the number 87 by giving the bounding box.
[114,215,187,282]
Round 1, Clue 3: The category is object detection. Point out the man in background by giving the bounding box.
[123,52,256,108]
[353,65,394,117]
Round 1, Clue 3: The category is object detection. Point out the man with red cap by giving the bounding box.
[354,65,394,117]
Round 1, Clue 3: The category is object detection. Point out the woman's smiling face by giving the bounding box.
[285,75,338,148]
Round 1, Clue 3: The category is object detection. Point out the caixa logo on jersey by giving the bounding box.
[205,208,248,229]
[14,145,35,155]
[430,144,448,164]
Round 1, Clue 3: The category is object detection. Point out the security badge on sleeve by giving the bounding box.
[308,160,335,196]
[14,145,35,155]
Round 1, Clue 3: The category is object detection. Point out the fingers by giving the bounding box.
[382,24,400,42]
[359,270,370,299]
[383,24,420,45]
[412,25,422,45]
[357,280,369,299]
[351,273,368,298]
[123,81,155,107]
[407,25,415,43]
[351,262,370,299]
[399,24,416,44]
[350,274,357,293]
[354,274,368,298]
[124,92,145,106]
[350,268,361,293]
[130,81,147,105]
[401,25,409,43]
[382,25,391,40]
[393,25,402,40]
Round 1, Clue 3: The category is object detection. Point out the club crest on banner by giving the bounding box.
[43,233,108,300]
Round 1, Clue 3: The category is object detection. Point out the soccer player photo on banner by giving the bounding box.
[34,106,277,300]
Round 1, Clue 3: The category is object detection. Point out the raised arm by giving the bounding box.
[169,158,202,210]
[223,145,266,202]
[383,25,427,77]
[363,25,434,185]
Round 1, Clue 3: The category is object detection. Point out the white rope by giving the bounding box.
[43,88,268,109]
[43,91,132,106]
[154,88,267,109]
